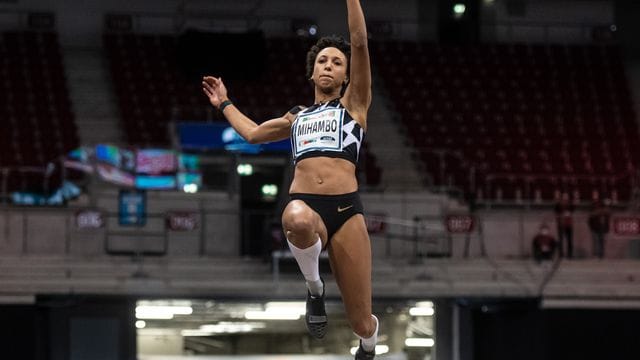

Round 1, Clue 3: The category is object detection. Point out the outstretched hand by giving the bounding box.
[202,76,228,109]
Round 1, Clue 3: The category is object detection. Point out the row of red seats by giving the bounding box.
[0,31,78,194]
[372,41,638,202]
[104,33,383,187]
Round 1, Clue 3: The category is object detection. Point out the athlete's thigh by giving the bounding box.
[327,214,372,320]
[281,199,329,246]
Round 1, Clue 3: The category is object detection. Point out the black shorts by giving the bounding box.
[288,192,364,242]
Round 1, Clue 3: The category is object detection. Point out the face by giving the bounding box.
[312,47,348,93]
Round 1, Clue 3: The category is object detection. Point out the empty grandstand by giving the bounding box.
[0,1,640,360]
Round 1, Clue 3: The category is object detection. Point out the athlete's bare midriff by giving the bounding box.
[289,157,358,195]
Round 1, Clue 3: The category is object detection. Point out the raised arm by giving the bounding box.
[343,0,372,122]
[202,76,293,144]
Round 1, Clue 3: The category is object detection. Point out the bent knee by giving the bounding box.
[282,212,315,234]
[282,203,318,237]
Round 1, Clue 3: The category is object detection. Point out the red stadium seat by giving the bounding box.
[371,41,638,202]
[104,33,383,187]
[0,31,78,193]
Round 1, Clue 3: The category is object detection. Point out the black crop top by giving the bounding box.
[290,98,365,166]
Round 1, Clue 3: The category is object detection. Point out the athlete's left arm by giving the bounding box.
[342,0,372,130]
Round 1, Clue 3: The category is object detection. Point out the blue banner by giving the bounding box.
[118,190,146,226]
[177,122,290,154]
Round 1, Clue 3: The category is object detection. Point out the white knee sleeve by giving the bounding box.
[287,237,322,283]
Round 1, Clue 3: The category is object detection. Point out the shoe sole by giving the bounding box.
[306,316,328,339]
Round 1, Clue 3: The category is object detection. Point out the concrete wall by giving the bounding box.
[0,189,241,257]
[3,190,638,260]
[475,207,639,259]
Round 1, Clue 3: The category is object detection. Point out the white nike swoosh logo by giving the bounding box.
[337,205,353,213]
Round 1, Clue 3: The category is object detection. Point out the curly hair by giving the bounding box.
[305,35,351,84]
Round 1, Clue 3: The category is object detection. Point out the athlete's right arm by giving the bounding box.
[202,76,293,144]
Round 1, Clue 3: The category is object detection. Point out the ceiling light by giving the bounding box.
[409,301,434,316]
[183,183,198,193]
[169,306,194,315]
[135,308,174,320]
[197,322,266,334]
[261,184,278,198]
[244,302,305,320]
[181,329,215,337]
[453,4,466,15]
[409,307,434,316]
[237,164,253,176]
[135,305,193,319]
[415,301,433,307]
[405,338,435,347]
[264,301,305,310]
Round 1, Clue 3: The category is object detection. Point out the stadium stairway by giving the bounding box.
[627,62,640,132]
[365,76,426,191]
[63,46,124,146]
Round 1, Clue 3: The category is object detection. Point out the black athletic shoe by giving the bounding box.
[305,279,327,339]
[355,341,376,360]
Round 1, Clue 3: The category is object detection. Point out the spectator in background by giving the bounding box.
[554,192,574,258]
[588,197,611,259]
[532,223,557,263]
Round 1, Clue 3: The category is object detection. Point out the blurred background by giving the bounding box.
[0,0,639,359]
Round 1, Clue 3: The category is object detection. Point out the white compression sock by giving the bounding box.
[287,237,324,296]
[358,315,379,352]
